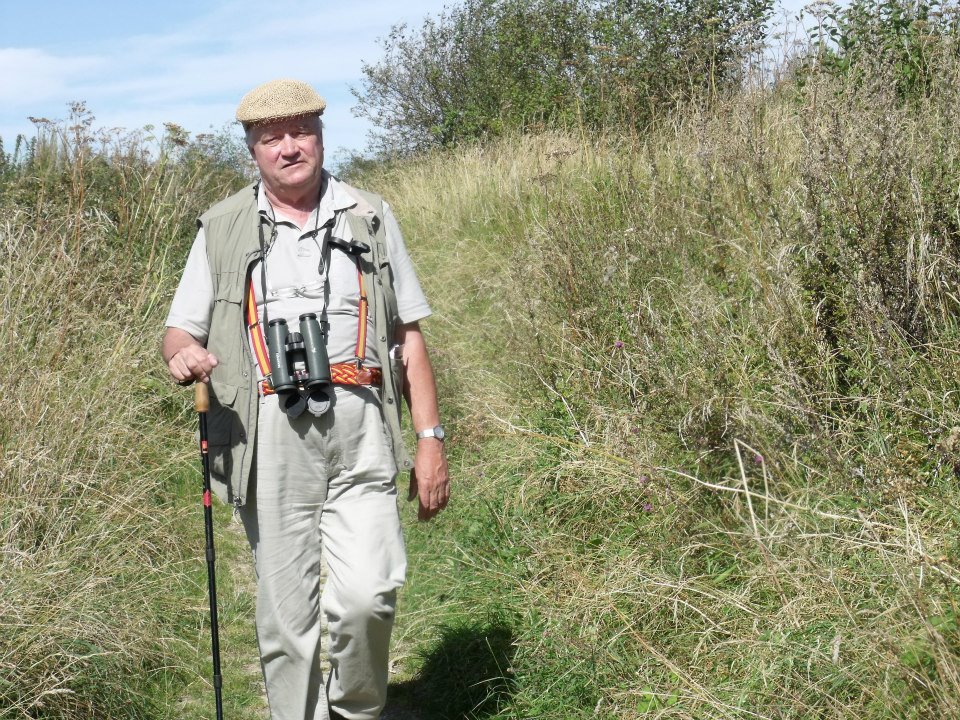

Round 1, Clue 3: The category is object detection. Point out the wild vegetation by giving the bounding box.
[353,1,960,716]
[1,0,959,718]
[365,76,960,720]
[352,0,772,153]
[0,109,255,717]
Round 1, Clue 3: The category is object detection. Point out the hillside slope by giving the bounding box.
[360,72,960,719]
[2,63,960,718]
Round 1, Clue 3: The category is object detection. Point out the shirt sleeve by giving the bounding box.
[382,200,432,324]
[165,228,215,344]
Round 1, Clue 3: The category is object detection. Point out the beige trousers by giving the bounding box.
[239,386,406,720]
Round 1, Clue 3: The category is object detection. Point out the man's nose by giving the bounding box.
[279,134,298,155]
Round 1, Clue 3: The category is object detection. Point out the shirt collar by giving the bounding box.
[256,170,358,230]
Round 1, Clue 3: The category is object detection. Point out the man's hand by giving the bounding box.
[162,327,219,384]
[408,438,450,521]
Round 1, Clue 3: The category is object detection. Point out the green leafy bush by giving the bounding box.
[352,0,773,153]
[805,0,960,99]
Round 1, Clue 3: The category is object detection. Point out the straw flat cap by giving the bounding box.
[236,79,327,128]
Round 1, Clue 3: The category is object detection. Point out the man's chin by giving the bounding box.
[273,170,321,194]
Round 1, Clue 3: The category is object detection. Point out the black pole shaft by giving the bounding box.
[196,384,224,720]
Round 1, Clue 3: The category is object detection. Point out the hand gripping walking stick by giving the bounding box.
[195,382,224,720]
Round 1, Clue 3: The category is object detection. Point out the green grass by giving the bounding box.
[356,58,960,718]
[4,48,960,720]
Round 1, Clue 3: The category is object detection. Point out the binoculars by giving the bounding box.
[266,314,330,394]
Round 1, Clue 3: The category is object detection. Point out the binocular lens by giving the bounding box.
[299,314,331,389]
[267,319,296,393]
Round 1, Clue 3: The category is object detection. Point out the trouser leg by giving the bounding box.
[240,395,329,720]
[240,388,405,720]
[321,388,406,719]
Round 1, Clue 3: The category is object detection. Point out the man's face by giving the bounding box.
[248,116,324,200]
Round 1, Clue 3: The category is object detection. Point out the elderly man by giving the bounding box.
[162,79,449,720]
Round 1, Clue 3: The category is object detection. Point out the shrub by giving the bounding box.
[352,0,774,154]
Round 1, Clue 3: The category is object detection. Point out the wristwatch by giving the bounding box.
[415,425,446,441]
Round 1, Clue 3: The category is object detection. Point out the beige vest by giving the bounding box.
[198,183,412,506]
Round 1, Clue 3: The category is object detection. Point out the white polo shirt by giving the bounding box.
[165,174,431,372]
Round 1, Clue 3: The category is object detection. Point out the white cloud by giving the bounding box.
[0,0,450,153]
[0,48,105,108]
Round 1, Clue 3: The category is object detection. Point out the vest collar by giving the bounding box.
[255,170,363,230]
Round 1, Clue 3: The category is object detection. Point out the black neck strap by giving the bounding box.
[257,212,337,336]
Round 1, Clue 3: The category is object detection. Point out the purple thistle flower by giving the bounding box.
[642,502,654,512]
[614,340,624,349]
[753,453,764,464]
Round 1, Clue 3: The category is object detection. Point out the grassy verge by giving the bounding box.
[358,61,960,719]
[0,116,257,718]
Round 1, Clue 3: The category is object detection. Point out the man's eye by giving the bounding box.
[262,136,280,145]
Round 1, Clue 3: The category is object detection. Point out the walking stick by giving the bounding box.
[196,382,224,720]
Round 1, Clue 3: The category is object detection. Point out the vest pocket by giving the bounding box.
[214,270,244,303]
[206,382,241,486]
[210,272,246,371]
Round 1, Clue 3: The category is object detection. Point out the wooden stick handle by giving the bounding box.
[195,382,210,413]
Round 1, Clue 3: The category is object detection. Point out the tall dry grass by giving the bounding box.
[0,113,247,717]
[2,40,959,718]
[356,48,960,719]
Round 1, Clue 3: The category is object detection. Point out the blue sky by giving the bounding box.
[0,0,816,159]
[0,0,452,158]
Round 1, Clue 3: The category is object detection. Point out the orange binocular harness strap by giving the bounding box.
[354,259,368,365]
[246,258,369,383]
[246,280,272,378]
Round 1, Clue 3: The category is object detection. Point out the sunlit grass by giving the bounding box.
[359,57,960,719]
[0,112,252,718]
[3,46,960,719]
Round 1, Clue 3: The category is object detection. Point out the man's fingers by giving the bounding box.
[170,348,219,384]
[427,484,447,510]
[170,356,194,383]
[408,469,419,501]
[416,476,449,521]
[418,501,440,521]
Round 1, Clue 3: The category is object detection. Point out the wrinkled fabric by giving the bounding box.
[239,385,406,720]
